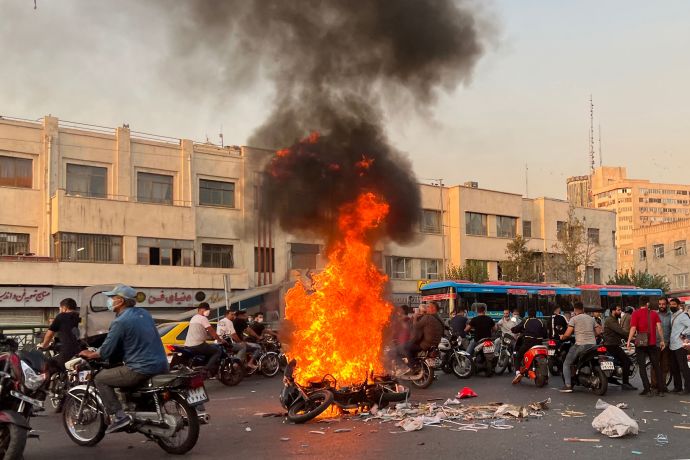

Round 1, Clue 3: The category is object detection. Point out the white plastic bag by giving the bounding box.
[592,406,639,438]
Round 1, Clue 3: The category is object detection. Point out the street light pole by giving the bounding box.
[438,179,446,279]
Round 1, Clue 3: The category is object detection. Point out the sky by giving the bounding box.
[1,0,689,199]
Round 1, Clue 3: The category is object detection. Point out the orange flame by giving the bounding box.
[284,192,393,386]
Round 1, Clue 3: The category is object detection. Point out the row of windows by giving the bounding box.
[639,197,689,205]
[639,240,687,261]
[640,188,689,196]
[556,221,602,245]
[0,155,237,208]
[639,207,690,215]
[465,212,519,238]
[385,257,442,280]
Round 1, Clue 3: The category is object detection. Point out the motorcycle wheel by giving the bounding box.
[452,354,474,379]
[0,422,28,460]
[591,367,609,396]
[441,355,453,374]
[495,351,511,375]
[156,393,200,455]
[62,389,106,446]
[534,356,549,388]
[411,362,434,389]
[548,357,562,376]
[260,352,280,378]
[219,360,244,387]
[485,358,495,378]
[287,390,334,424]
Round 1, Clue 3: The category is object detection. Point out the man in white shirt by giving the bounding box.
[216,310,248,363]
[185,303,227,374]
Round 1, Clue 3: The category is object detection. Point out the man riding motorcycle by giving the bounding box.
[603,305,636,391]
[511,307,547,384]
[185,302,228,375]
[465,304,496,357]
[79,284,169,434]
[558,301,602,392]
[402,301,444,375]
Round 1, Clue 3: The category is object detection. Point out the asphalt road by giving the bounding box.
[24,370,690,460]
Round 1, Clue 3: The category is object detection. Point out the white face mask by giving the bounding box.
[202,310,210,317]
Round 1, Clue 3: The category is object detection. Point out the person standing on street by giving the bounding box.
[653,297,672,392]
[559,302,601,392]
[603,306,636,390]
[622,306,634,331]
[627,295,666,396]
[668,298,690,394]
[185,303,227,375]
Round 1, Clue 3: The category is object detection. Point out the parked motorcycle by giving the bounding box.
[280,359,409,424]
[470,337,497,377]
[562,345,613,395]
[62,357,205,454]
[245,337,281,378]
[494,334,515,375]
[169,341,244,387]
[514,343,549,387]
[0,335,32,460]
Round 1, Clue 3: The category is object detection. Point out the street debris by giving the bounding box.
[560,410,586,418]
[631,451,642,455]
[333,428,352,433]
[245,427,252,432]
[595,399,628,410]
[654,434,669,446]
[592,406,639,438]
[457,387,478,399]
[673,425,690,430]
[563,438,601,443]
[280,437,290,442]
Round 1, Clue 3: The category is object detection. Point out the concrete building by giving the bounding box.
[0,115,617,324]
[567,166,690,272]
[632,219,690,290]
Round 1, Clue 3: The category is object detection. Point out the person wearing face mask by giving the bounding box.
[668,298,690,394]
[185,302,227,375]
[249,312,278,339]
[38,297,81,371]
[79,284,168,434]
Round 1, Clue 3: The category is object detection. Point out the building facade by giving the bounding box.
[567,166,690,272]
[0,115,617,324]
[632,219,690,290]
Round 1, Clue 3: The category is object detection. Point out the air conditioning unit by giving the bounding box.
[464,181,479,188]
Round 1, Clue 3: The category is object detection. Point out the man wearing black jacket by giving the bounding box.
[604,306,636,390]
[511,307,547,384]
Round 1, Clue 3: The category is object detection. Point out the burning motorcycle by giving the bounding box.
[169,341,244,387]
[562,345,612,395]
[280,359,409,423]
[514,343,549,387]
[62,357,206,454]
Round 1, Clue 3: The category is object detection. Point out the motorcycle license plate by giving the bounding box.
[78,370,91,382]
[547,349,555,356]
[483,346,495,354]
[600,361,614,371]
[186,387,209,405]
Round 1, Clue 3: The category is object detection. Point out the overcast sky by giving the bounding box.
[1,0,689,199]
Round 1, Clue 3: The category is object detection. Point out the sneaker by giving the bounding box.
[639,389,651,397]
[559,385,573,393]
[512,373,523,385]
[621,383,637,391]
[105,414,131,434]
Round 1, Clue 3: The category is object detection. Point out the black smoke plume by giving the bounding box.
[164,0,487,242]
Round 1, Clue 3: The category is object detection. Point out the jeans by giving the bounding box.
[245,342,262,360]
[636,345,663,392]
[652,347,673,389]
[672,348,690,391]
[94,365,149,415]
[188,342,222,373]
[404,342,423,364]
[563,344,594,386]
[606,344,632,384]
[229,342,247,362]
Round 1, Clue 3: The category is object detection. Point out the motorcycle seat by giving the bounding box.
[18,350,46,372]
[529,345,547,350]
[142,373,180,388]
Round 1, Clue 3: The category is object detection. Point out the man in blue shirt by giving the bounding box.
[80,284,168,434]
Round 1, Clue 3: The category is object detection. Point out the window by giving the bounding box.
[587,228,600,245]
[594,268,601,284]
[465,212,487,236]
[496,216,517,238]
[201,243,234,268]
[420,209,441,234]
[66,164,107,198]
[385,256,412,279]
[199,179,235,208]
[653,244,664,259]
[674,273,689,289]
[137,172,173,204]
[137,238,193,266]
[522,220,532,238]
[290,243,319,269]
[0,155,32,188]
[0,232,30,255]
[674,240,687,256]
[556,221,566,240]
[254,247,275,272]
[421,259,441,280]
[54,232,122,263]
[638,247,646,261]
[612,231,616,247]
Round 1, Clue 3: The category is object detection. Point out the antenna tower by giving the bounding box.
[589,95,595,172]
[598,123,603,166]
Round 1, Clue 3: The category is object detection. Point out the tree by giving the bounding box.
[501,235,540,282]
[607,270,671,292]
[546,206,598,285]
[447,260,489,283]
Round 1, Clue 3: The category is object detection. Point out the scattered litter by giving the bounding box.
[426,398,444,402]
[679,401,690,404]
[418,442,425,446]
[309,430,326,435]
[654,434,668,446]
[443,398,462,405]
[457,387,478,399]
[664,410,682,415]
[334,429,352,433]
[595,399,628,410]
[592,406,639,438]
[280,437,290,442]
[673,425,690,430]
[631,451,642,455]
[245,427,252,432]
[564,438,601,443]
[560,410,586,418]
[397,417,424,432]
[642,410,653,413]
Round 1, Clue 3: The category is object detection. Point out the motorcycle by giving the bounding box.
[607,341,637,385]
[546,338,573,376]
[244,337,281,378]
[470,337,497,377]
[62,357,205,454]
[514,342,549,387]
[169,341,244,387]
[562,345,612,395]
[494,334,515,375]
[280,359,409,424]
[0,335,33,460]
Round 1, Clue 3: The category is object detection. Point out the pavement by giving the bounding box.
[24,370,690,460]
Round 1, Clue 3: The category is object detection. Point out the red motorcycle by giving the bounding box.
[515,344,549,387]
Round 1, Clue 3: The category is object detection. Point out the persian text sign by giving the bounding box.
[0,287,53,307]
[136,289,225,308]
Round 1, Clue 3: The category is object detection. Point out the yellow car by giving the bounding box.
[158,321,217,355]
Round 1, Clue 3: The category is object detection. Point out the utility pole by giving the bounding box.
[598,123,603,167]
[589,95,595,172]
[438,179,447,279]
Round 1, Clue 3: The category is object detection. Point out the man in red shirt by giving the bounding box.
[627,296,667,396]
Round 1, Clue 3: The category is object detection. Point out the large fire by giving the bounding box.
[284,192,393,387]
